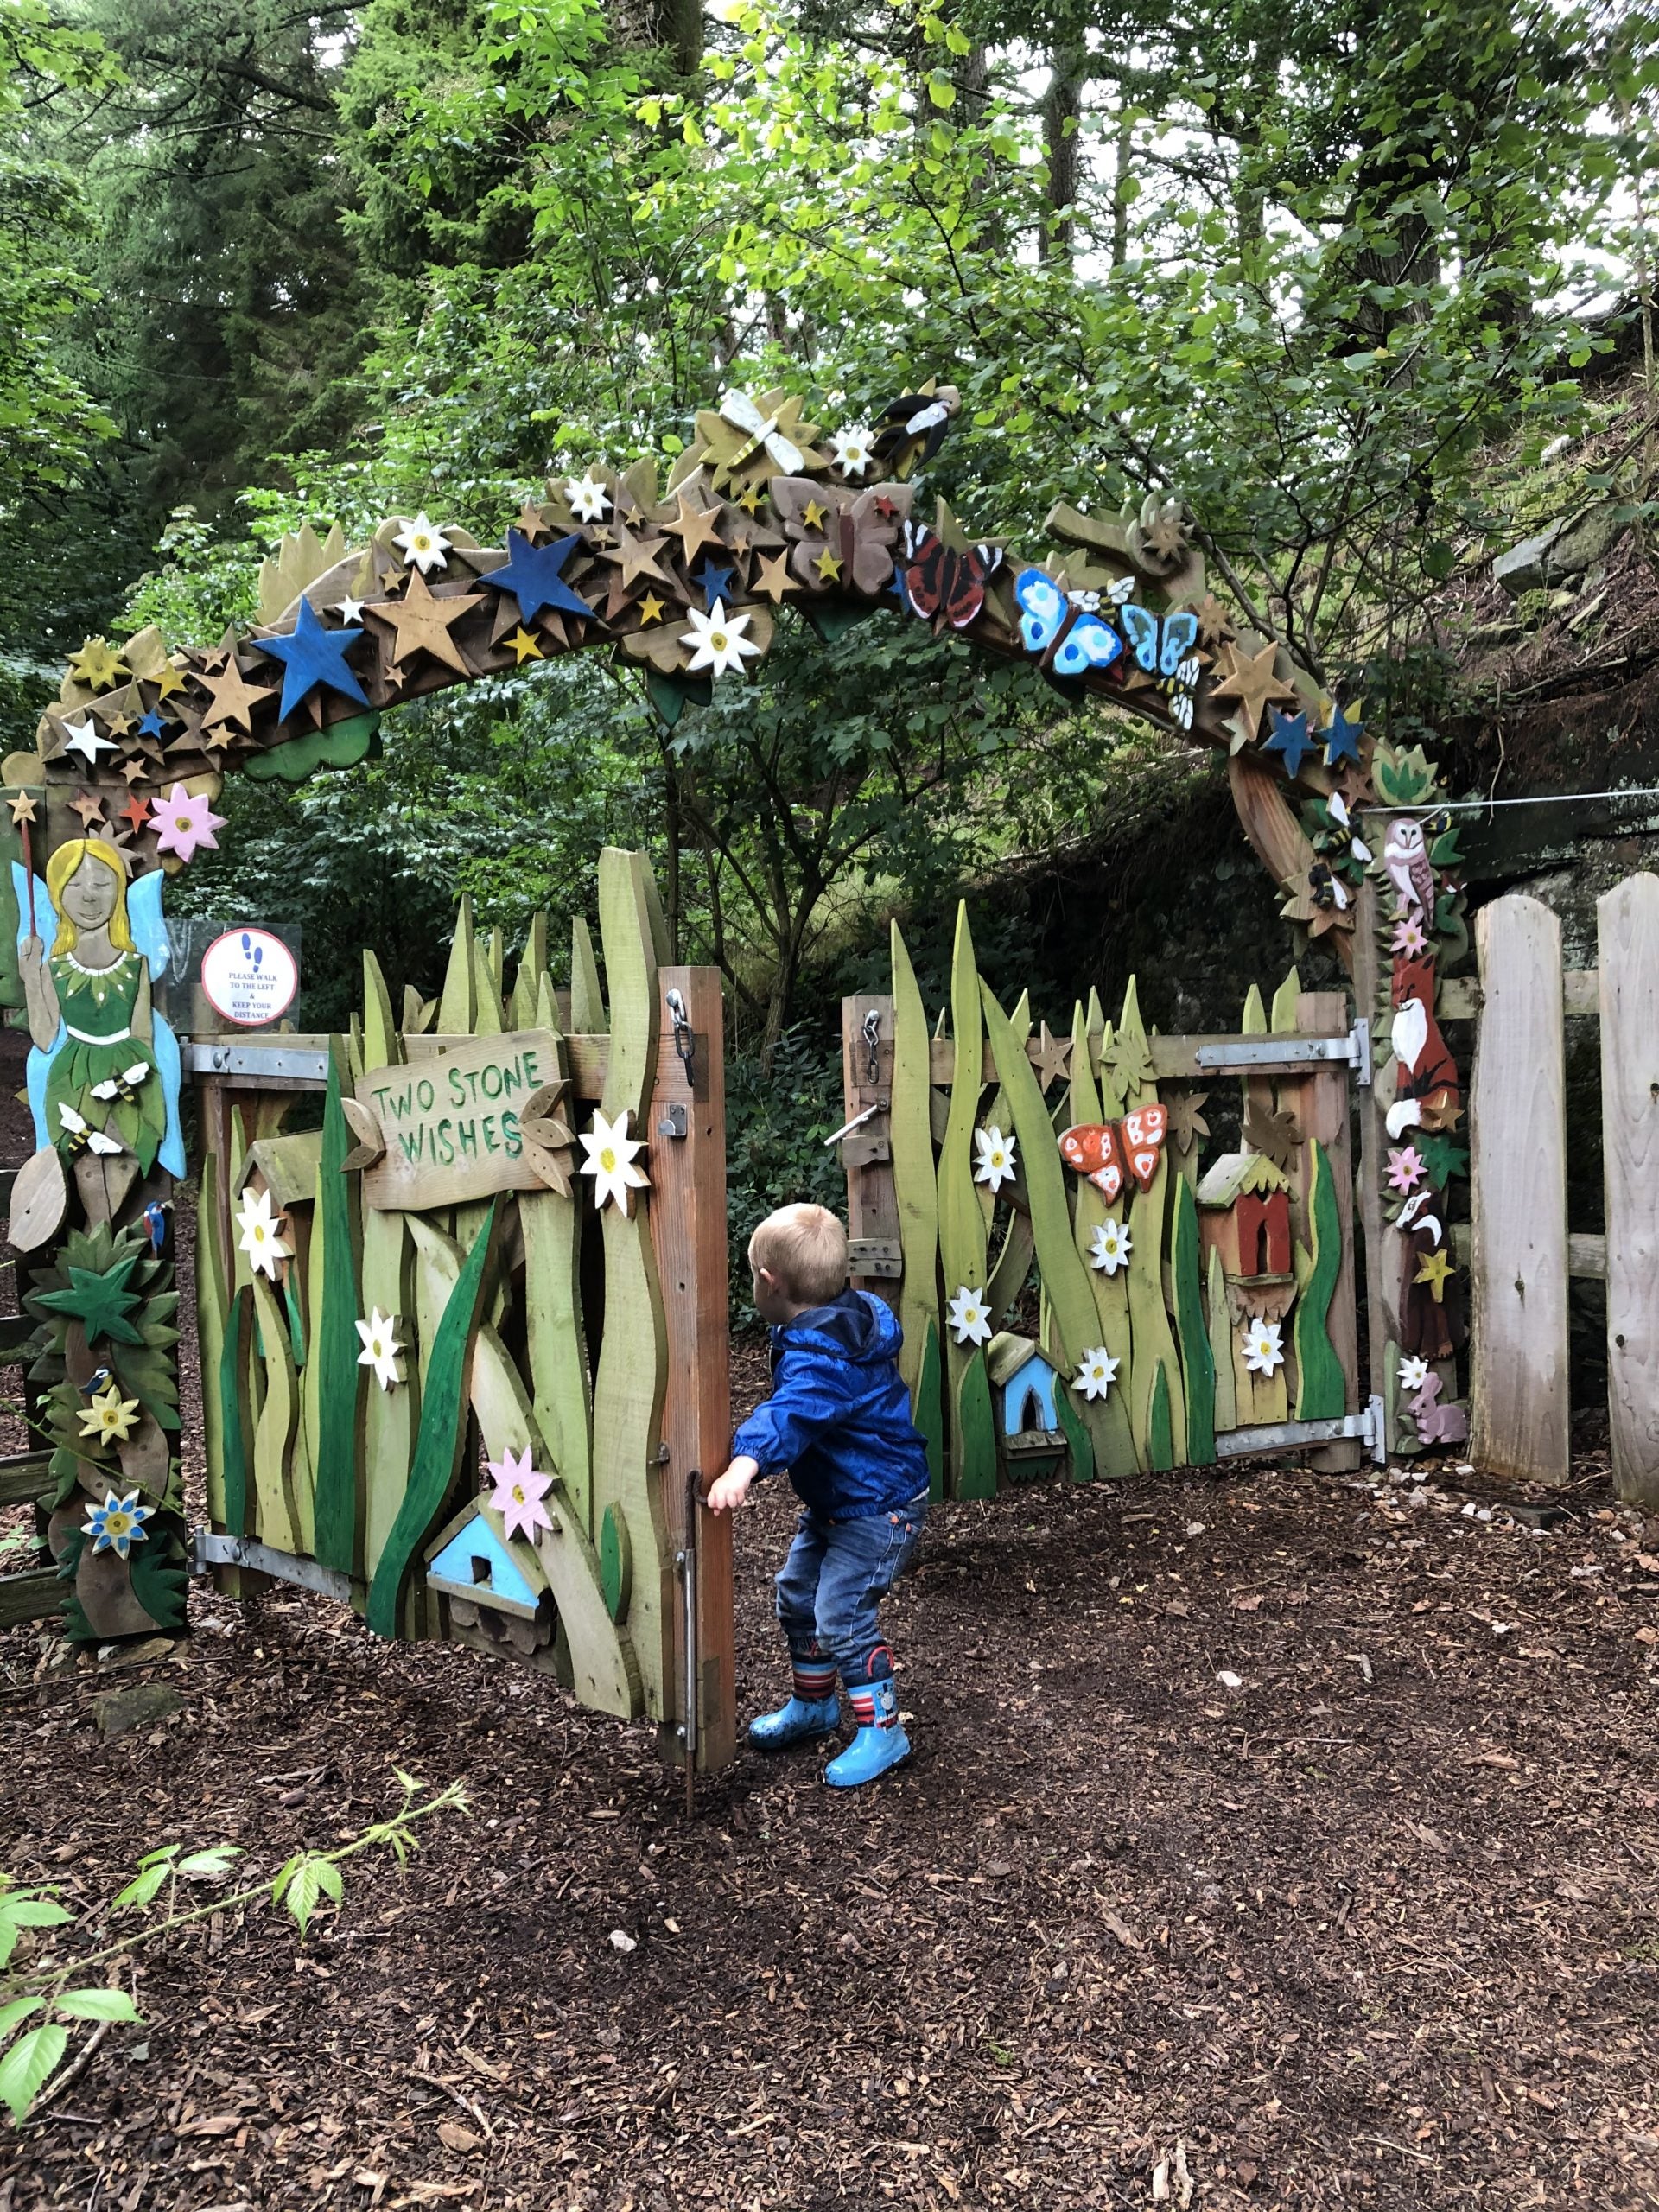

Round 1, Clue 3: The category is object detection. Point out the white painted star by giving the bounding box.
[564,472,612,524]
[393,512,450,575]
[334,594,365,622]
[973,1125,1017,1193]
[579,1107,651,1214]
[1242,1316,1285,1376]
[1073,1347,1120,1401]
[60,716,117,766]
[1088,1218,1132,1275]
[683,599,761,680]
[945,1285,993,1347]
[356,1307,404,1391]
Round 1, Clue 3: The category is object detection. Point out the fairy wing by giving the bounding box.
[14,861,62,1152]
[126,868,171,982]
[1060,1122,1126,1204]
[1120,1104,1168,1192]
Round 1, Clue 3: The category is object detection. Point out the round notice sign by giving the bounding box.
[200,929,299,1028]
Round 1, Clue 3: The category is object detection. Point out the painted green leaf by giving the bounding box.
[953,1347,997,1501]
[219,1286,251,1538]
[1294,1141,1347,1421]
[600,1503,632,1623]
[1171,1174,1217,1465]
[365,1202,499,1639]
[244,710,379,784]
[311,1046,364,1576]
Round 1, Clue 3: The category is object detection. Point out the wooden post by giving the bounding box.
[1351,879,1403,1433]
[646,965,736,1771]
[1469,895,1569,1484]
[1295,990,1361,1471]
[1599,873,1659,1504]
[842,994,899,1309]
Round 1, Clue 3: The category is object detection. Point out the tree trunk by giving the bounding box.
[1043,42,1087,262]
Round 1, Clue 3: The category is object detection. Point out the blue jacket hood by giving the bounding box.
[730,1289,930,1519]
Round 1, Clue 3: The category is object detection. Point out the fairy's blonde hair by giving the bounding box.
[45,839,135,958]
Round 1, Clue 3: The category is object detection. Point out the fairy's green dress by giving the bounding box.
[43,950,165,1173]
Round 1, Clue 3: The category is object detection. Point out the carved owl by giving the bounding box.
[1383,817,1435,915]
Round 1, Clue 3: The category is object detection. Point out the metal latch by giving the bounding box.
[847,1236,902,1279]
[657,1103,689,1139]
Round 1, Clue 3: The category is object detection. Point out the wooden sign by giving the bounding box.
[355,1028,563,1211]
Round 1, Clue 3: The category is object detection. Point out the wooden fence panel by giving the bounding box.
[1469,895,1569,1484]
[1599,874,1659,1503]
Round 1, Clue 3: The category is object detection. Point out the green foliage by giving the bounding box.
[0,1770,466,2123]
[725,1028,848,1322]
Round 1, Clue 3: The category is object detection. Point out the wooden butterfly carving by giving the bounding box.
[770,479,913,596]
[901,518,1002,628]
[1059,1104,1169,1203]
[1013,568,1124,681]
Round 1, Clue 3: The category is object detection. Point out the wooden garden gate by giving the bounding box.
[187,854,737,1775]
[840,909,1377,1496]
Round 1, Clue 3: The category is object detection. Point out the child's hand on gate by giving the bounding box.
[705,1457,758,1513]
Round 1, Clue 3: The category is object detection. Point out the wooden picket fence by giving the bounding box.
[1464,872,1659,1501]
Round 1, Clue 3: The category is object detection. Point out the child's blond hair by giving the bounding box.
[749,1203,849,1306]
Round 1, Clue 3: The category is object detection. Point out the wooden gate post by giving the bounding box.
[1295,990,1362,1471]
[647,965,736,1770]
[1599,874,1659,1504]
[1469,895,1569,1484]
[842,995,900,1307]
[1351,879,1405,1435]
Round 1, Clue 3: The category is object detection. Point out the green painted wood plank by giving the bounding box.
[1294,1141,1346,1420]
[471,936,506,1035]
[197,1148,230,1528]
[889,922,942,1497]
[521,1007,594,1538]
[249,1273,302,1554]
[1068,1000,1139,1478]
[309,1044,365,1577]
[365,1200,500,1638]
[437,896,479,1035]
[1270,965,1302,1034]
[1172,1173,1217,1465]
[937,906,994,1500]
[1207,1246,1236,1434]
[358,957,416,1582]
[1147,1363,1173,1472]
[219,1286,252,1539]
[511,912,549,1030]
[1118,978,1186,1467]
[570,913,606,1033]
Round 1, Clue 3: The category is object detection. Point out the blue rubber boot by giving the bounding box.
[824,1675,911,1788]
[748,1694,841,1751]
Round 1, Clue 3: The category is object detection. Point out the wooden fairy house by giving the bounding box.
[1196,1150,1295,1324]
[424,1502,553,1661]
[986,1332,1067,1482]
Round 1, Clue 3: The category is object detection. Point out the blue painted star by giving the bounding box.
[695,558,735,610]
[1264,706,1318,779]
[482,530,593,626]
[251,595,370,724]
[1324,703,1363,768]
[137,709,168,740]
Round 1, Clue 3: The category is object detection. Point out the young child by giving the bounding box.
[705,1202,930,1787]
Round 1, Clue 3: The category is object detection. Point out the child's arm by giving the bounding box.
[705,1456,758,1513]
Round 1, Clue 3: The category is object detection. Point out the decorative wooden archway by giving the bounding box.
[0,377,1468,1657]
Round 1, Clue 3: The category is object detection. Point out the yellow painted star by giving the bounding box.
[507,626,543,665]
[639,592,666,625]
[68,638,128,691]
[152,663,188,701]
[802,499,827,531]
[814,545,842,582]
[739,486,765,515]
[1414,1248,1454,1302]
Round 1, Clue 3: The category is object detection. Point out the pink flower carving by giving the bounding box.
[487,1446,553,1542]
[149,783,227,864]
[1387,1145,1426,1195]
[1391,915,1428,957]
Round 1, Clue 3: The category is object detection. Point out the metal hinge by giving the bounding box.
[1214,1397,1384,1465]
[847,1236,902,1279]
[1193,1018,1371,1087]
[183,1041,331,1084]
[193,1528,353,1602]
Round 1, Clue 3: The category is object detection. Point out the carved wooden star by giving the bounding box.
[365,567,485,676]
[1031,1023,1072,1091]
[199,655,275,735]
[105,711,133,739]
[752,552,798,604]
[600,519,674,592]
[70,789,107,830]
[120,756,150,785]
[638,592,666,625]
[68,637,128,691]
[152,663,188,702]
[200,629,238,676]
[664,492,725,564]
[1188,594,1236,649]
[119,792,151,834]
[7,791,35,826]
[1414,1248,1454,1302]
[515,500,551,543]
[506,626,543,665]
[1208,640,1299,742]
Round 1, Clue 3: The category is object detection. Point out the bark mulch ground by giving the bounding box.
[3,1395,1659,2211]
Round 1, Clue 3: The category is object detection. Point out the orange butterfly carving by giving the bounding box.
[1059,1105,1169,1204]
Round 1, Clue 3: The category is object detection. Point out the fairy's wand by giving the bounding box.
[8,791,37,939]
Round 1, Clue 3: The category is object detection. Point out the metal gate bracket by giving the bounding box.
[183,1040,331,1084]
[193,1528,354,1603]
[1215,1396,1385,1465]
[1193,1019,1371,1086]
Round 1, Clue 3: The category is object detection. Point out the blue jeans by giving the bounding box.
[774,1496,927,1688]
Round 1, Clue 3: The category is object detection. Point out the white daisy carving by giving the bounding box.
[1242,1316,1285,1376]
[356,1307,404,1391]
[564,472,612,524]
[945,1285,993,1347]
[973,1125,1018,1193]
[1088,1218,1132,1275]
[830,425,874,477]
[683,598,761,680]
[237,1187,291,1281]
[579,1107,651,1214]
[1398,1352,1432,1394]
[1073,1347,1120,1401]
[393,512,450,575]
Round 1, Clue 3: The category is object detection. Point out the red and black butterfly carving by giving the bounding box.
[1059,1105,1169,1204]
[901,520,1002,630]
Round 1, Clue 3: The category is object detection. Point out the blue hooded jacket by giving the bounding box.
[731,1288,931,1520]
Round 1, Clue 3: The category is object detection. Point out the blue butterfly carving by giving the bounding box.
[1014,569,1124,681]
[1121,604,1201,681]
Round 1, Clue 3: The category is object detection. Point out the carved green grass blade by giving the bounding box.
[1119,978,1187,1466]
[365,1201,499,1638]
[938,906,993,1499]
[218,1286,251,1539]
[1172,1173,1216,1465]
[1068,999,1138,1477]
[890,922,941,1474]
[1294,1141,1346,1420]
[311,1045,365,1577]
